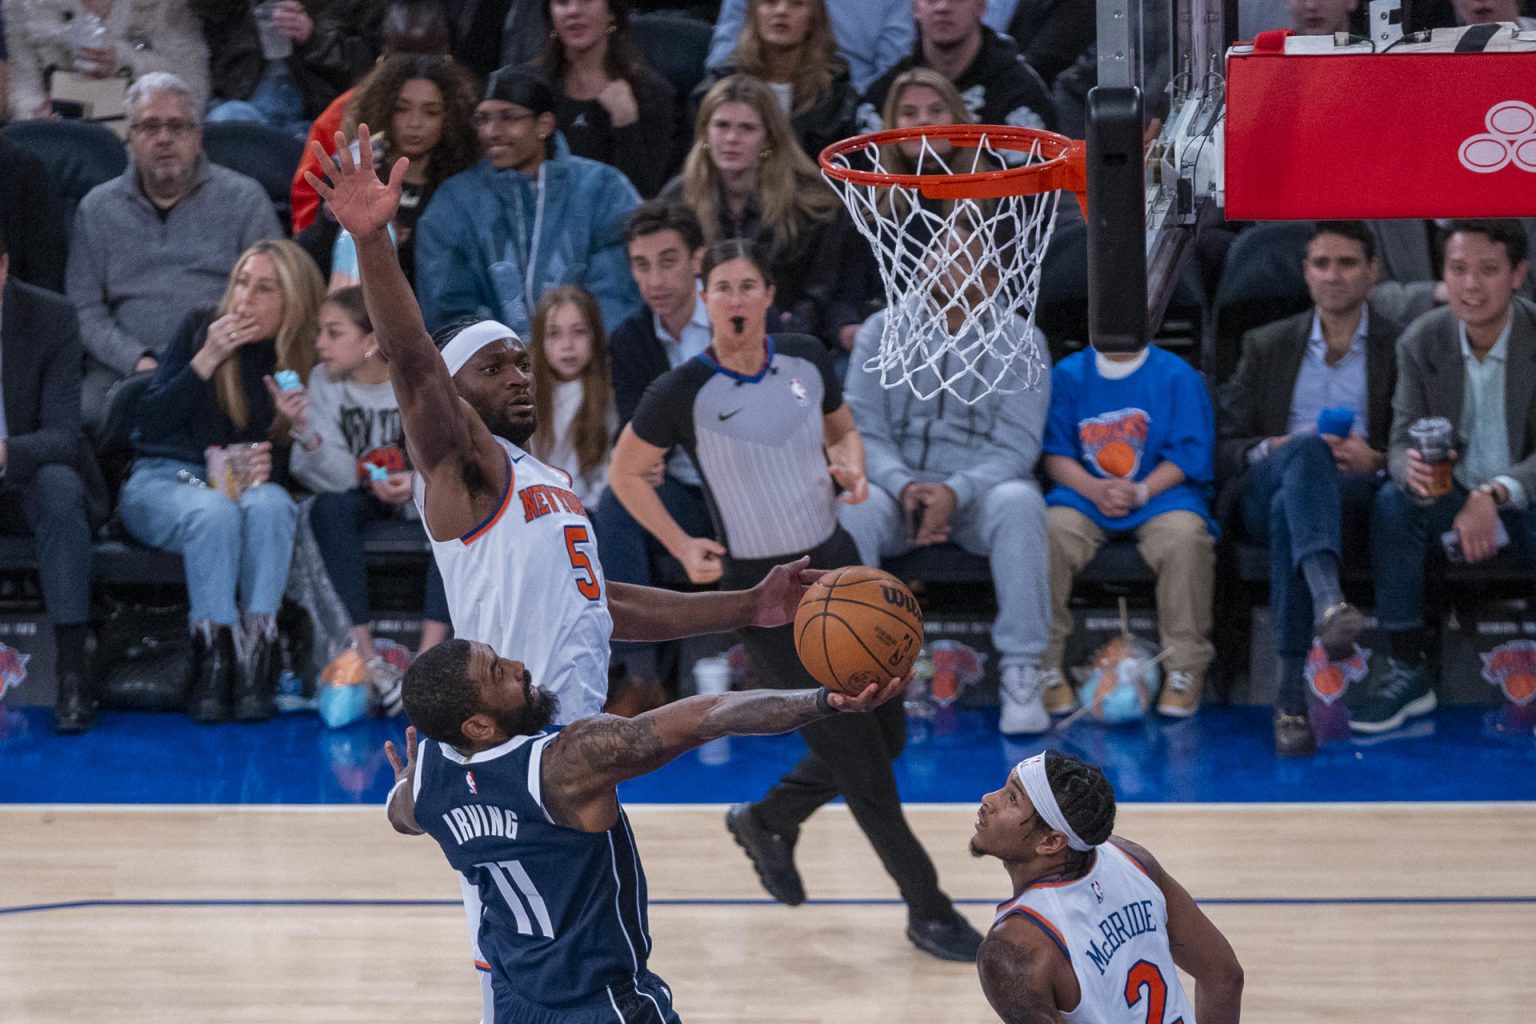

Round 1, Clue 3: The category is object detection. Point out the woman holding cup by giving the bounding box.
[118,239,323,724]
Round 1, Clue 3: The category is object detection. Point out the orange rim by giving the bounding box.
[819,124,1086,205]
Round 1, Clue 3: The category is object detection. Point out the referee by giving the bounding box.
[608,239,982,961]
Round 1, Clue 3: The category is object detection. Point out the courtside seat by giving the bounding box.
[1233,541,1536,586]
[629,12,713,101]
[201,121,305,234]
[1208,221,1314,382]
[883,540,1154,587]
[2,119,128,240]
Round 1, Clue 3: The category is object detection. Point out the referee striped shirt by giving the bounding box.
[630,334,843,559]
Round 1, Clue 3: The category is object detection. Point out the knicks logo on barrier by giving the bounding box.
[1079,408,1149,479]
[1458,101,1536,174]
[0,643,30,699]
[1481,640,1536,706]
[1305,643,1369,704]
[914,640,986,707]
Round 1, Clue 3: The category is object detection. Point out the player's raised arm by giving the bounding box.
[306,126,492,486]
[1113,838,1244,1024]
[542,677,905,831]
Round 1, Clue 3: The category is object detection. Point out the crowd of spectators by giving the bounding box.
[1,0,1534,759]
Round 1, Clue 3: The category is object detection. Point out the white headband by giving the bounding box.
[441,320,519,376]
[1014,754,1095,852]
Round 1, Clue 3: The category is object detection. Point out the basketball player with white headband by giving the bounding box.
[971,750,1244,1024]
[307,124,846,1004]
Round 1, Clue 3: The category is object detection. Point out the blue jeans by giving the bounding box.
[591,475,713,678]
[119,458,298,625]
[1241,434,1382,658]
[308,489,449,626]
[839,479,1049,667]
[207,60,308,136]
[1372,480,1536,632]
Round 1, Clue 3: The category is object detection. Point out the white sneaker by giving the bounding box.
[367,656,404,717]
[999,665,1050,736]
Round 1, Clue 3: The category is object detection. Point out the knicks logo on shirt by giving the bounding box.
[1482,640,1536,706]
[1078,408,1150,479]
[520,484,587,523]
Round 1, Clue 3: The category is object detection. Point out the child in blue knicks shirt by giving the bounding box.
[1041,346,1217,718]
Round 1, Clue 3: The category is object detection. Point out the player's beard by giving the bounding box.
[481,407,536,448]
[493,672,559,737]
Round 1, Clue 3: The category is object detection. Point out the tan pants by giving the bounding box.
[1045,506,1215,676]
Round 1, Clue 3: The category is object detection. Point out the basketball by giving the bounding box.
[794,567,924,695]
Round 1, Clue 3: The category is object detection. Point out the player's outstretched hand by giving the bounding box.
[749,555,826,628]
[384,725,418,787]
[305,123,407,239]
[826,670,911,713]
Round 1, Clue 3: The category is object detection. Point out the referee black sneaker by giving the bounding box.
[907,910,984,962]
[725,803,805,906]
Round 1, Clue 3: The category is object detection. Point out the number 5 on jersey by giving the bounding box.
[564,525,602,601]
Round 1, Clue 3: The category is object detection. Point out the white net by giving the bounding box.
[823,131,1060,404]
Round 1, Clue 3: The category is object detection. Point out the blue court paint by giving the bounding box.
[1,705,1533,804]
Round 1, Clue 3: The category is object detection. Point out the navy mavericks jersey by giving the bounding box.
[414,732,677,1022]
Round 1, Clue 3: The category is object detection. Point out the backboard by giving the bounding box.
[1086,0,1230,351]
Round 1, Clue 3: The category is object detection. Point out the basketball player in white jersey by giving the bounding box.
[307,124,819,718]
[971,751,1244,1024]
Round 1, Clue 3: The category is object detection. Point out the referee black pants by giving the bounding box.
[722,527,954,923]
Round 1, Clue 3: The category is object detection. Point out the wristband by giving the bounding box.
[816,688,838,714]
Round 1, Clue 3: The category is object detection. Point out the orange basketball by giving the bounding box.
[794,566,924,695]
[1096,439,1137,478]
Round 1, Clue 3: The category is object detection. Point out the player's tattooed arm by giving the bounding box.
[977,928,1070,1024]
[543,684,902,830]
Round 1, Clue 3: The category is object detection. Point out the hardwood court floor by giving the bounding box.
[4,803,1533,1023]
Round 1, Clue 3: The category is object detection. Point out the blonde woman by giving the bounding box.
[119,239,323,725]
[693,0,857,159]
[528,286,618,510]
[665,74,868,347]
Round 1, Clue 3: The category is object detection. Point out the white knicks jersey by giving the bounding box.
[993,841,1196,1024]
[415,437,613,723]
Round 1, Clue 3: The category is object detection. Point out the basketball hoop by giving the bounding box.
[820,124,1086,403]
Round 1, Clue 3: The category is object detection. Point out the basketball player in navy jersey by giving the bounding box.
[970,751,1243,1024]
[310,122,844,1002]
[384,638,904,1023]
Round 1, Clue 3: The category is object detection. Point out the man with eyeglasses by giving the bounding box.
[1217,220,1403,756]
[414,67,641,338]
[65,72,281,431]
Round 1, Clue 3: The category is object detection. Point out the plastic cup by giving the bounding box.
[1408,417,1454,498]
[691,656,731,764]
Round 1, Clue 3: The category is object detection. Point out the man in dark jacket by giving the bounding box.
[1218,220,1402,756]
[592,201,715,707]
[0,225,97,733]
[857,0,1056,134]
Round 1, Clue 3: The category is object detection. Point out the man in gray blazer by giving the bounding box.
[1363,220,1536,734]
[1219,221,1402,756]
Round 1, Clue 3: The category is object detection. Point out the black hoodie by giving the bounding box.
[856,24,1057,135]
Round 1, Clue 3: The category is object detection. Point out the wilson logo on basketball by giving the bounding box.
[1304,643,1369,705]
[1078,408,1149,480]
[1481,640,1536,706]
[881,585,921,618]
